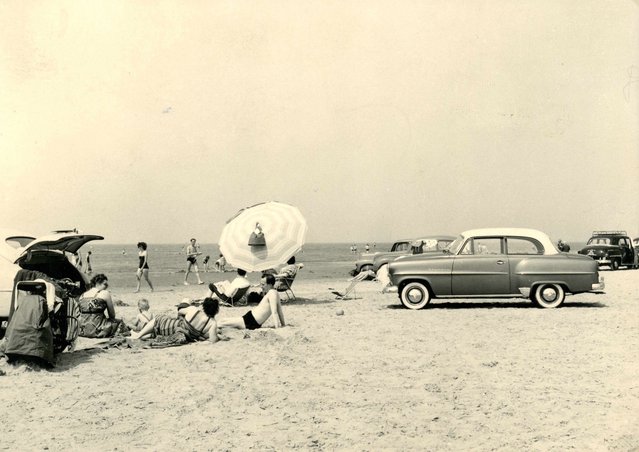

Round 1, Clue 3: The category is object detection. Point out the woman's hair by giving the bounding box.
[263,274,276,286]
[202,297,220,318]
[137,298,150,311]
[287,256,296,264]
[237,268,247,276]
[137,242,147,250]
[90,273,108,288]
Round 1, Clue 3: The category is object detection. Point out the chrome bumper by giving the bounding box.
[591,276,605,292]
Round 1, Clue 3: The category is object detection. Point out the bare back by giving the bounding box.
[252,289,285,327]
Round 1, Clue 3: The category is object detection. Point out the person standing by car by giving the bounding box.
[184,238,204,285]
[135,242,154,293]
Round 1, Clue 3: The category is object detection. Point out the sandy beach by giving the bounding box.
[1,269,638,451]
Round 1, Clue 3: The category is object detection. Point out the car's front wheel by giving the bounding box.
[532,283,565,308]
[400,282,431,310]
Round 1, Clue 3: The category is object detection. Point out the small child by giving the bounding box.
[130,298,155,339]
[203,255,210,272]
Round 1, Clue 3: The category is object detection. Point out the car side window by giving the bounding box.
[460,238,502,255]
[475,238,502,255]
[507,238,541,255]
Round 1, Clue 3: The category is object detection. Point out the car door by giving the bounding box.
[451,237,510,295]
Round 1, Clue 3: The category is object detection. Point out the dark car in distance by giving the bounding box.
[577,231,638,270]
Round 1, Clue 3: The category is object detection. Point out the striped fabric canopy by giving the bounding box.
[219,201,308,272]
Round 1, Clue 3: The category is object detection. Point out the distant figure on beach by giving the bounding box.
[131,297,222,343]
[184,238,204,285]
[71,252,83,270]
[208,268,250,306]
[557,240,571,252]
[135,242,154,292]
[214,254,227,272]
[365,243,370,252]
[218,274,285,330]
[77,274,127,338]
[203,255,210,272]
[86,251,93,274]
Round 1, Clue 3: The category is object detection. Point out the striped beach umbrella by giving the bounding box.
[218,201,308,272]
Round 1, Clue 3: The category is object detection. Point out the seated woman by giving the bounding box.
[77,274,126,338]
[131,297,222,343]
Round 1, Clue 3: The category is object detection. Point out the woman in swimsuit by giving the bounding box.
[77,274,127,338]
[131,297,223,343]
[135,242,154,293]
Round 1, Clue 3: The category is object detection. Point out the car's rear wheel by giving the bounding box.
[610,259,620,271]
[400,282,431,310]
[532,283,565,308]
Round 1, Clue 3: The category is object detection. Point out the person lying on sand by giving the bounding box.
[218,274,285,330]
[131,297,224,343]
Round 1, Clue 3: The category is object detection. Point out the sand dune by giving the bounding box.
[1,270,638,450]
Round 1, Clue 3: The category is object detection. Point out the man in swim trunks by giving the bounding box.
[184,238,204,285]
[218,274,285,330]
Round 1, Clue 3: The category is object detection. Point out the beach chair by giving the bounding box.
[331,269,377,300]
[275,263,303,301]
[219,285,250,307]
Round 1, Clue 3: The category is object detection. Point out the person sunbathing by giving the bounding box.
[218,274,285,330]
[131,297,222,343]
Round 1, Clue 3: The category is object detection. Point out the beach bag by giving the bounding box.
[4,293,55,366]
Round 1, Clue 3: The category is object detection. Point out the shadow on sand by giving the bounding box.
[384,300,607,310]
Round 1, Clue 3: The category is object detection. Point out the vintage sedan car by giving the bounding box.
[372,235,455,273]
[577,231,638,270]
[388,228,604,310]
[350,238,414,277]
[0,230,103,336]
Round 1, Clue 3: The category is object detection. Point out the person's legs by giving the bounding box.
[217,317,246,329]
[184,262,193,284]
[131,317,157,339]
[135,271,142,293]
[193,264,203,284]
[143,269,154,291]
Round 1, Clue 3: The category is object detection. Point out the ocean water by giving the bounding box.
[83,242,393,291]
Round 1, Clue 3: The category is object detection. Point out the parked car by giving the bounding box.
[0,230,103,337]
[350,239,414,277]
[388,228,605,310]
[577,231,638,270]
[372,236,455,274]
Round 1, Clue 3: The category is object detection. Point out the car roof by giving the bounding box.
[15,232,104,264]
[460,228,558,255]
[0,228,37,262]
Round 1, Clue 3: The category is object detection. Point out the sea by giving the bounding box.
[82,242,393,291]
[82,240,587,292]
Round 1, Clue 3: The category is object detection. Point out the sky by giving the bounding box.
[1,1,638,245]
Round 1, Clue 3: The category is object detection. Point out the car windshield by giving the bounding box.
[587,237,611,245]
[444,235,465,254]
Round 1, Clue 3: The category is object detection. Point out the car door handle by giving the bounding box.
[496,260,505,265]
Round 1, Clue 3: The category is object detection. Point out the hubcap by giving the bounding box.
[541,287,557,302]
[407,288,424,304]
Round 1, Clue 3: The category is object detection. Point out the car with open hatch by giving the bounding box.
[0,229,103,337]
[388,228,604,310]
[577,230,638,270]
